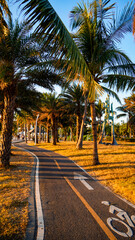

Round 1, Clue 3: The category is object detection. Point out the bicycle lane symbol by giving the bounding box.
[102,201,135,238]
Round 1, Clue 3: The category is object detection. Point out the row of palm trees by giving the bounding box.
[15,88,135,146]
[15,86,104,146]
[0,0,135,168]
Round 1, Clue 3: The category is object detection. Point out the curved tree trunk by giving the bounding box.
[90,102,99,165]
[1,86,16,168]
[76,97,88,149]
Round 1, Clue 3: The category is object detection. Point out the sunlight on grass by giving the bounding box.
[30,141,135,205]
[0,147,34,240]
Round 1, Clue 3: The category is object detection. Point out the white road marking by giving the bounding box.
[71,158,135,209]
[74,173,94,190]
[107,217,133,237]
[131,215,135,224]
[13,144,44,240]
[102,201,135,237]
[109,205,135,228]
[102,201,110,206]
[35,154,44,240]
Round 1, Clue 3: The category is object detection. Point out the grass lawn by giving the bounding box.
[0,146,34,240]
[30,140,135,205]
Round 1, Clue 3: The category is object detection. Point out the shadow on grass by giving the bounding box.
[68,151,135,158]
[81,164,135,172]
[81,161,135,166]
[92,173,135,182]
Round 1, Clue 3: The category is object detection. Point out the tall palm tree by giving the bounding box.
[20,0,135,165]
[69,0,135,164]
[0,18,64,168]
[0,19,35,167]
[20,0,100,95]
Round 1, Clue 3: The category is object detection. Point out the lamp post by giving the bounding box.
[35,114,39,144]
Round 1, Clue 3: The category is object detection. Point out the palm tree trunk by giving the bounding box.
[129,125,132,138]
[27,122,30,141]
[34,122,38,144]
[55,118,59,142]
[70,127,73,141]
[1,86,16,168]
[64,129,67,141]
[76,97,88,149]
[76,117,81,141]
[100,117,102,134]
[90,102,99,165]
[25,123,27,143]
[52,114,56,145]
[39,124,42,142]
[46,124,50,143]
[76,116,79,142]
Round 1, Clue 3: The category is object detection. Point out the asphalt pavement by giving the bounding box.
[15,143,135,240]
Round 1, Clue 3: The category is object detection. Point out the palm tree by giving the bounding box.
[19,0,135,165]
[76,94,89,149]
[61,83,84,142]
[69,0,135,164]
[41,93,64,145]
[95,99,105,134]
[16,82,42,115]
[0,18,64,168]
[15,83,43,142]
[0,20,34,167]
[20,0,100,95]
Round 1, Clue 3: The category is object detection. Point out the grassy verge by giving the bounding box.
[30,141,135,205]
[0,146,34,240]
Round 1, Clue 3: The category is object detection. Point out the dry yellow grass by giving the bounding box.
[0,147,34,240]
[31,141,135,205]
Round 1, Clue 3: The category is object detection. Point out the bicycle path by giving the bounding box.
[16,143,135,240]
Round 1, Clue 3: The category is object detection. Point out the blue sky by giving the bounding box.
[9,0,135,122]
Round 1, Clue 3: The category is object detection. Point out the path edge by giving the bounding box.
[25,154,37,240]
[13,144,37,240]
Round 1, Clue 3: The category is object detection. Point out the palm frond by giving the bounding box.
[103,74,135,91]
[20,0,95,87]
[96,0,115,21]
[101,85,121,103]
[107,63,135,76]
[106,1,134,44]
